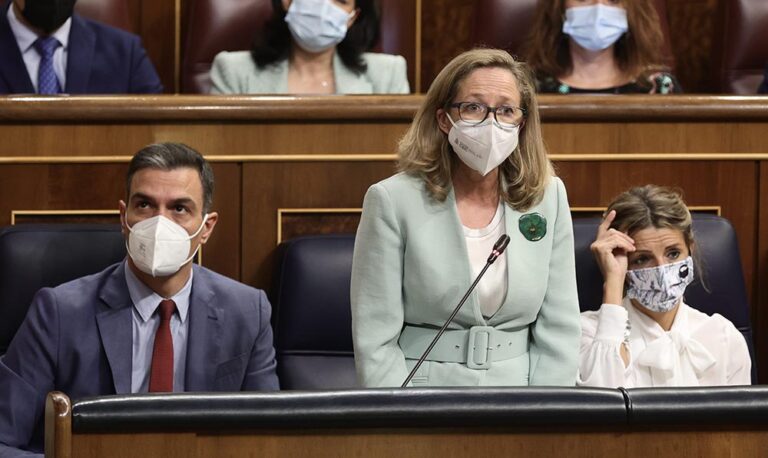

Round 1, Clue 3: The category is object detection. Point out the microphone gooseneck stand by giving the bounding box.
[401,234,511,388]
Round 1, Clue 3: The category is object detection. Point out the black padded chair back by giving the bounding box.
[271,234,357,390]
[573,214,756,382]
[0,224,125,354]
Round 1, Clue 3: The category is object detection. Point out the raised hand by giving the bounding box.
[590,210,635,305]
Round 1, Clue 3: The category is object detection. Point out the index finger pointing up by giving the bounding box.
[597,209,616,237]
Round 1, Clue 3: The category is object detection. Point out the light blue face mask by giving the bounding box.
[562,4,628,52]
[284,0,354,53]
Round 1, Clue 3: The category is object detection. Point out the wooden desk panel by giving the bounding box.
[63,428,768,458]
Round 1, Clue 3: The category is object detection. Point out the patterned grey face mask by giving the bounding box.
[626,256,694,313]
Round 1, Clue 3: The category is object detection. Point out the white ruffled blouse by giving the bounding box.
[578,297,751,388]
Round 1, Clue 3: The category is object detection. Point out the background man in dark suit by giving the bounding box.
[759,63,768,94]
[0,0,163,94]
[0,143,279,457]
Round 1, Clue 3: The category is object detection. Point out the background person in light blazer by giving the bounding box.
[351,48,580,388]
[210,0,409,95]
[0,143,278,457]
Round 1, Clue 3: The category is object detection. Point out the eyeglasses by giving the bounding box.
[448,102,527,128]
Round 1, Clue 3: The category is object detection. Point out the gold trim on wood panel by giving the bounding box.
[10,209,120,225]
[548,153,768,161]
[4,153,768,165]
[571,206,722,216]
[276,208,362,245]
[0,154,399,164]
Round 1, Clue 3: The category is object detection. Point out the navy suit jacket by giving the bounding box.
[0,262,279,457]
[0,2,162,94]
[759,64,768,94]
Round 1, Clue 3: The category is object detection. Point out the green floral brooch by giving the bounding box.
[519,213,547,242]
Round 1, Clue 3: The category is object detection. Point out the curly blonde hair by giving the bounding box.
[397,48,553,211]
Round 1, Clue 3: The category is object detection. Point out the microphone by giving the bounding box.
[401,234,511,387]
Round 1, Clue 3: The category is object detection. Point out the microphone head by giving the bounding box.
[487,234,510,264]
[493,234,511,254]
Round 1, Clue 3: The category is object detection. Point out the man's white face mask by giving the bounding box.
[125,214,208,277]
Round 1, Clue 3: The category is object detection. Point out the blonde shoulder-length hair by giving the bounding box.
[398,48,553,211]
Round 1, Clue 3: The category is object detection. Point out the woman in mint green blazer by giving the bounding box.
[210,0,409,95]
[351,49,580,387]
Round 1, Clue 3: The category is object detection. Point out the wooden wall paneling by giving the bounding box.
[126,1,142,34]
[202,163,241,281]
[542,121,768,156]
[138,0,178,93]
[0,164,128,228]
[665,0,721,93]
[241,161,397,292]
[419,0,476,93]
[0,123,409,158]
[758,161,768,383]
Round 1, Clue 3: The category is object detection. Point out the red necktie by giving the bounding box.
[149,299,176,392]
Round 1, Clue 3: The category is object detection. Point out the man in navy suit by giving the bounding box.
[0,0,162,94]
[0,143,279,457]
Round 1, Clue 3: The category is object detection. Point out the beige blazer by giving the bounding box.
[209,50,410,94]
[351,172,580,387]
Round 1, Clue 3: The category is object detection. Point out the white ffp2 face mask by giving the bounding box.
[126,214,208,277]
[447,114,520,176]
[285,0,353,53]
[562,4,628,52]
[626,256,694,313]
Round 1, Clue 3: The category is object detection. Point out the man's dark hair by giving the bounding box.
[250,0,380,75]
[126,143,214,214]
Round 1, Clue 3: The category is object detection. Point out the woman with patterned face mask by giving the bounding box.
[209,0,409,94]
[524,0,681,94]
[579,185,751,387]
[351,49,580,388]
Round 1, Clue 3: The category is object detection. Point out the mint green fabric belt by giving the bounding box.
[399,324,529,370]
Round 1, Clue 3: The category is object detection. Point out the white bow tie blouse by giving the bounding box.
[578,297,751,388]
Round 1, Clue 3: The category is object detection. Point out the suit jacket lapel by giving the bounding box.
[0,2,34,93]
[184,265,221,391]
[64,13,94,93]
[333,52,372,94]
[96,262,134,394]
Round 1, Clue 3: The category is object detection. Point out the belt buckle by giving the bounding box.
[466,325,494,369]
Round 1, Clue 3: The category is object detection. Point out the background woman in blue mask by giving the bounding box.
[524,0,681,94]
[580,185,751,387]
[351,48,580,387]
[209,0,409,94]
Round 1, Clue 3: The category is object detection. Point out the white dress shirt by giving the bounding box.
[125,261,192,393]
[463,202,507,318]
[6,4,71,92]
[578,297,751,387]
